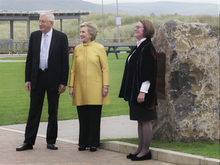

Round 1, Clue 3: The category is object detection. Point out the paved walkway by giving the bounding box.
[0,116,174,165]
[1,115,138,144]
[0,53,27,58]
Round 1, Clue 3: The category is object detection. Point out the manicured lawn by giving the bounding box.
[0,53,129,125]
[0,57,27,60]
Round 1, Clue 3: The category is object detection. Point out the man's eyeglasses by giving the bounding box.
[135,26,143,29]
[38,20,50,24]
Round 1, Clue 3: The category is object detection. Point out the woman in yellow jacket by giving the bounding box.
[69,21,110,152]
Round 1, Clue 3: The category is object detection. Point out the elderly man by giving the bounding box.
[16,11,69,151]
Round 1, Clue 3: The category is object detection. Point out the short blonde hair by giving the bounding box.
[80,21,98,41]
[140,19,155,38]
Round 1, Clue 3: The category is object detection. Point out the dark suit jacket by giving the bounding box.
[25,29,69,91]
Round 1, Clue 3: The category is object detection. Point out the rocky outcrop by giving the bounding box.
[152,20,219,142]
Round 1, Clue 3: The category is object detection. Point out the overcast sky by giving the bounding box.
[82,0,219,5]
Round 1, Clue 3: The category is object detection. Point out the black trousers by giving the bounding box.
[77,105,102,148]
[24,69,60,145]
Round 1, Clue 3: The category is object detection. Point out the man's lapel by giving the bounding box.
[49,29,57,58]
[37,31,42,59]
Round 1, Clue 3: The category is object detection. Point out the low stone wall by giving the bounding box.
[152,20,219,142]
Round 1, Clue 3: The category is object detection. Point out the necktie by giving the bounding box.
[40,34,48,70]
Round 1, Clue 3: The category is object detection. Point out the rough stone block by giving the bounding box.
[152,20,220,142]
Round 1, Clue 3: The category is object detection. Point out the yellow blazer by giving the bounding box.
[69,41,110,106]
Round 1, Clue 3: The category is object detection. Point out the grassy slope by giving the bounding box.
[0,13,219,42]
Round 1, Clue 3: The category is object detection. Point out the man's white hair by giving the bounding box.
[40,11,55,22]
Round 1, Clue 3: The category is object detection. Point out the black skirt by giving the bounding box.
[129,101,157,121]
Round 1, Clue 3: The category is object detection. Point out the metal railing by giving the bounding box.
[0,37,137,53]
[97,37,137,44]
[14,39,29,51]
[0,39,14,51]
[68,37,137,46]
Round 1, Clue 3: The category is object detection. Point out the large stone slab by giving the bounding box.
[152,20,219,142]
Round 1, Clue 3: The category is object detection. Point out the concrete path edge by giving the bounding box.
[100,141,220,165]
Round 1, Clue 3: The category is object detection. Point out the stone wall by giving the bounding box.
[152,20,219,142]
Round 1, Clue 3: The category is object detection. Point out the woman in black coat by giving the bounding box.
[119,19,157,161]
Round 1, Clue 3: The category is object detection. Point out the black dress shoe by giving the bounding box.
[131,151,152,161]
[47,144,58,150]
[126,153,138,159]
[16,143,33,151]
[78,146,86,151]
[90,147,97,152]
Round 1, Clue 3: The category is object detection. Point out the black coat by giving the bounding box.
[119,38,157,110]
[25,29,69,91]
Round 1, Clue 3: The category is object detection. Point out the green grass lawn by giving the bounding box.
[0,54,219,160]
[0,57,27,60]
[0,53,129,125]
